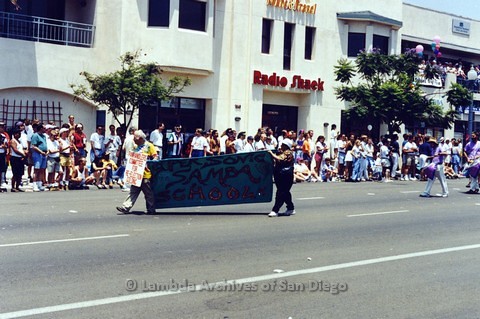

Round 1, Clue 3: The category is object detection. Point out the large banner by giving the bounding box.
[148,151,274,209]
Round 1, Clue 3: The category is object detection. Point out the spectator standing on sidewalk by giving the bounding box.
[0,122,9,191]
[30,123,48,192]
[116,130,158,214]
[9,128,26,192]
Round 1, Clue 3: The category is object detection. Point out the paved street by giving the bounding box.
[1,179,480,319]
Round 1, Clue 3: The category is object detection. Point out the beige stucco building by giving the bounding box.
[0,0,479,141]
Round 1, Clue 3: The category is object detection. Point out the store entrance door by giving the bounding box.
[262,104,298,135]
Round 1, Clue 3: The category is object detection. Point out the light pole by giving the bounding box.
[467,65,477,138]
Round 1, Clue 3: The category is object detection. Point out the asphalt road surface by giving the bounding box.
[1,178,479,319]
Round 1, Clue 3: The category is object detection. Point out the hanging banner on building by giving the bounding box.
[148,151,274,209]
[125,151,148,187]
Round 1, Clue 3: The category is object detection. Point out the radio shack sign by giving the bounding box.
[266,0,317,14]
[253,70,324,91]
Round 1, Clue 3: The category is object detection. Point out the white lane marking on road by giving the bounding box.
[1,243,480,319]
[297,197,324,200]
[0,234,130,248]
[347,210,409,217]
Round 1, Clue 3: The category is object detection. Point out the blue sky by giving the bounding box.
[404,0,480,20]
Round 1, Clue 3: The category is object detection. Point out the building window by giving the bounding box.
[347,32,365,57]
[148,0,170,27]
[305,26,315,60]
[179,0,206,32]
[373,34,389,55]
[283,22,294,70]
[261,18,273,54]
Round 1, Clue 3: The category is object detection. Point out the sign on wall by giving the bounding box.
[452,19,470,36]
[148,151,274,209]
[266,0,317,14]
[253,70,325,91]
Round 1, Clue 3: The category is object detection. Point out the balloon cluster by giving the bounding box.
[414,35,442,59]
[431,35,442,58]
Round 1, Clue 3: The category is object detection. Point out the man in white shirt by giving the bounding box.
[149,122,165,159]
[234,131,246,153]
[105,124,122,164]
[90,125,105,163]
[244,136,255,152]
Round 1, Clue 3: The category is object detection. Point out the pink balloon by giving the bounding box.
[436,52,442,58]
[435,44,440,49]
[415,44,424,53]
[433,35,441,44]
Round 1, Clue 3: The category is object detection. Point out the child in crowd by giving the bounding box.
[320,157,337,182]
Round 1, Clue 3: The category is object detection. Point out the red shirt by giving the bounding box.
[73,132,86,149]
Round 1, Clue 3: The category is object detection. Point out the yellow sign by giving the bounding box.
[266,0,317,14]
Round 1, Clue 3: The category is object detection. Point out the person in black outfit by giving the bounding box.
[268,139,295,217]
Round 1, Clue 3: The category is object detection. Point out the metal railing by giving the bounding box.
[0,11,95,47]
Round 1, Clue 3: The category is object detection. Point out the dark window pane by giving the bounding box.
[305,26,315,60]
[348,32,365,57]
[179,0,206,32]
[148,0,170,27]
[373,34,389,55]
[261,18,272,54]
[284,22,294,70]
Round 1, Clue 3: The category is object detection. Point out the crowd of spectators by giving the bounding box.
[416,58,480,89]
[1,117,479,193]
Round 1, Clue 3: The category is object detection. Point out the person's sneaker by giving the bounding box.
[33,186,39,192]
[268,211,278,217]
[439,193,448,198]
[419,193,431,198]
[284,209,296,216]
[116,206,130,214]
[122,187,130,192]
[410,177,417,181]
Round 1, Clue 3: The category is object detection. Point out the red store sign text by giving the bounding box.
[253,70,324,91]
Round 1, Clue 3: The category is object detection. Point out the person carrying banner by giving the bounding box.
[116,130,158,214]
[268,139,296,217]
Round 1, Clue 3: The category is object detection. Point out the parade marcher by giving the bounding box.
[116,130,158,214]
[463,131,480,194]
[268,139,295,217]
[419,137,449,198]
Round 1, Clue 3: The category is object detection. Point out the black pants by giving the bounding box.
[272,169,294,213]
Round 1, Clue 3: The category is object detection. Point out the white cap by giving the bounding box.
[134,129,146,139]
[281,139,293,150]
[59,128,69,134]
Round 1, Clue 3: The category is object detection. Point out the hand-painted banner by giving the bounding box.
[125,151,148,187]
[148,151,274,209]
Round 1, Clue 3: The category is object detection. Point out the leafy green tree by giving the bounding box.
[71,51,191,129]
[334,50,461,135]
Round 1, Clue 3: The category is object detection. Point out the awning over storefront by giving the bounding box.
[337,11,403,29]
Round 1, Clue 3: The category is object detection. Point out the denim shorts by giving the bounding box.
[32,151,47,169]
